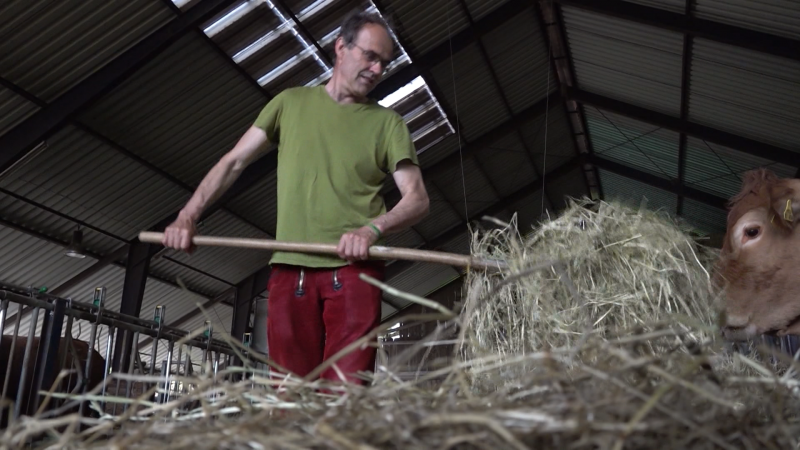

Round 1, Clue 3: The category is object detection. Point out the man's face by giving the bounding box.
[335,23,394,97]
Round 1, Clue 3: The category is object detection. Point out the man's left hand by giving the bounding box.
[337,225,380,262]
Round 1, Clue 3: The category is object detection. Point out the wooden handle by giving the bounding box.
[139,231,507,272]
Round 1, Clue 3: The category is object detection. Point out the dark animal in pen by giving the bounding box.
[1,335,107,428]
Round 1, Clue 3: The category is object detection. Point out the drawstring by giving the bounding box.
[332,269,343,291]
[295,269,305,296]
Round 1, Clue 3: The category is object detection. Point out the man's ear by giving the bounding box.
[769,181,800,228]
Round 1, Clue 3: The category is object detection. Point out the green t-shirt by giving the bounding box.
[253,85,419,268]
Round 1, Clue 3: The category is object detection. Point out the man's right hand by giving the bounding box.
[162,213,197,254]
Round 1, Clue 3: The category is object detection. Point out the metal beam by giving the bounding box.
[536,0,601,201]
[0,0,240,174]
[112,242,152,372]
[231,266,271,345]
[676,0,697,216]
[589,155,728,210]
[565,87,800,167]
[385,155,582,280]
[556,0,800,62]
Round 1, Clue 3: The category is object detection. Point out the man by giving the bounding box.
[161,11,430,385]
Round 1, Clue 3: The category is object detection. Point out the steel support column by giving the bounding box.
[112,242,152,372]
[0,0,240,174]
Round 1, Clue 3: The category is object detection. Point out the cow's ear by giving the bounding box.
[770,181,800,227]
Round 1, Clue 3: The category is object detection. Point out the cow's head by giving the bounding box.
[715,168,800,340]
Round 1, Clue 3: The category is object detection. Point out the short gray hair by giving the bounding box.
[338,10,392,46]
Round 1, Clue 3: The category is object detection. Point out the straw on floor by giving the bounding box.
[4,198,800,450]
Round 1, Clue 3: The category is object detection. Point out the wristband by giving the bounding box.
[367,223,382,239]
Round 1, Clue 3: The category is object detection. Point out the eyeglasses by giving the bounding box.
[351,43,393,73]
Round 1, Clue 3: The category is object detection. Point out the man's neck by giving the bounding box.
[325,75,367,105]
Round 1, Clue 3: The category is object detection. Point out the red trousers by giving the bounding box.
[265,261,384,385]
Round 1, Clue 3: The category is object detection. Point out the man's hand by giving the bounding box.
[162,213,198,254]
[337,225,380,262]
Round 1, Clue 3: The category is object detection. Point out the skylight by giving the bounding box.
[183,0,454,155]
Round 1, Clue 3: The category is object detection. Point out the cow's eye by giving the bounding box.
[745,227,760,238]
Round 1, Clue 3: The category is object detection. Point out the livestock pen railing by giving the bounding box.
[0,285,250,426]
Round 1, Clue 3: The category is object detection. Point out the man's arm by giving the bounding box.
[337,160,429,261]
[162,126,271,252]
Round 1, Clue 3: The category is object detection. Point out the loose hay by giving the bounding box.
[4,198,800,450]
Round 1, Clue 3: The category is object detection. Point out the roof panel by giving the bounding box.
[429,44,511,141]
[480,7,557,114]
[432,156,501,219]
[695,0,800,40]
[546,165,588,211]
[683,136,797,200]
[225,168,278,234]
[598,169,678,214]
[625,0,686,12]
[0,0,174,101]
[562,6,683,116]
[0,86,39,136]
[383,228,427,250]
[0,192,123,257]
[149,258,233,298]
[519,104,579,175]
[463,0,511,20]
[378,0,470,55]
[0,125,190,242]
[689,39,800,152]
[80,33,269,187]
[584,107,680,179]
[383,261,461,308]
[681,198,727,236]
[0,225,97,294]
[474,133,539,198]
[166,210,272,285]
[504,188,551,233]
[412,183,464,241]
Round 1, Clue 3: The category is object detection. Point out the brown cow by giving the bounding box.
[715,168,800,341]
[0,335,107,428]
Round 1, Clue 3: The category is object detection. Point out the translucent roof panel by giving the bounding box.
[183,0,453,155]
[598,169,678,215]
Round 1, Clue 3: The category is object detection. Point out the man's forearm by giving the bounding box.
[371,191,429,236]
[179,157,244,222]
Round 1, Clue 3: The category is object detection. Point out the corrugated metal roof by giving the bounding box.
[0,225,97,294]
[683,136,796,200]
[695,0,800,40]
[417,134,461,168]
[0,192,122,257]
[689,38,800,152]
[584,107,680,179]
[225,168,278,234]
[438,229,471,255]
[598,169,678,214]
[79,33,269,187]
[432,155,500,219]
[481,7,557,114]
[0,125,190,243]
[0,86,39,136]
[561,6,684,116]
[464,0,510,21]
[625,0,686,13]
[546,164,589,210]
[430,43,511,141]
[412,183,464,241]
[383,261,461,308]
[383,228,427,249]
[680,198,727,236]
[378,0,470,55]
[149,258,233,298]
[166,210,272,285]
[0,0,174,101]
[474,132,539,198]
[504,188,550,232]
[519,104,579,175]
